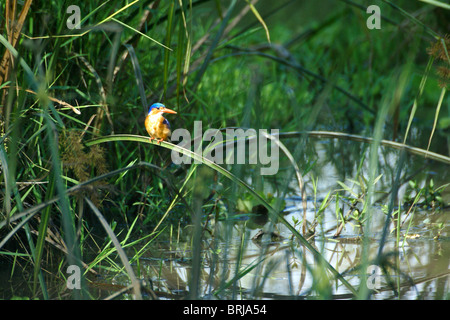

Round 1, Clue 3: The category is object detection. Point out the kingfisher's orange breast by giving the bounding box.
[145,113,172,141]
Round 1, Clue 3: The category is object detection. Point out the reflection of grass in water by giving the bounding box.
[0,0,449,299]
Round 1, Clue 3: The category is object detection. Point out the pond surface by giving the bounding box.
[110,207,447,300]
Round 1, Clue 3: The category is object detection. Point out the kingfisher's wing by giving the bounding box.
[162,118,171,129]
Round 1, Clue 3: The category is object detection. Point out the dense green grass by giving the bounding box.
[0,0,449,299]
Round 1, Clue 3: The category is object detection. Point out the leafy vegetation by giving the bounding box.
[0,0,449,300]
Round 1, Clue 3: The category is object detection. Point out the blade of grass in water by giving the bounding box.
[359,63,412,299]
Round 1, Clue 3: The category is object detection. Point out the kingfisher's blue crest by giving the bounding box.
[148,102,166,114]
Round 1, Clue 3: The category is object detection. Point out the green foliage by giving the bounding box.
[404,179,448,209]
[0,0,448,300]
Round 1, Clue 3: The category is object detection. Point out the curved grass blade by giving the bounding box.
[259,131,308,234]
[280,131,450,165]
[403,56,434,144]
[84,197,142,300]
[32,172,55,297]
[85,134,358,296]
[382,0,441,39]
[0,143,12,223]
[426,87,446,153]
[163,1,175,101]
[111,17,172,51]
[418,0,450,11]
[214,254,266,297]
[124,44,148,110]
[245,0,270,43]
[0,34,36,91]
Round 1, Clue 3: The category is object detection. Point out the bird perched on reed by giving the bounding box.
[145,103,177,144]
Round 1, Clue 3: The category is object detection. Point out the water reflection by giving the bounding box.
[128,203,448,300]
[121,230,442,300]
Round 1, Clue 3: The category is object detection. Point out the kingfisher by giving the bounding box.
[145,103,177,144]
